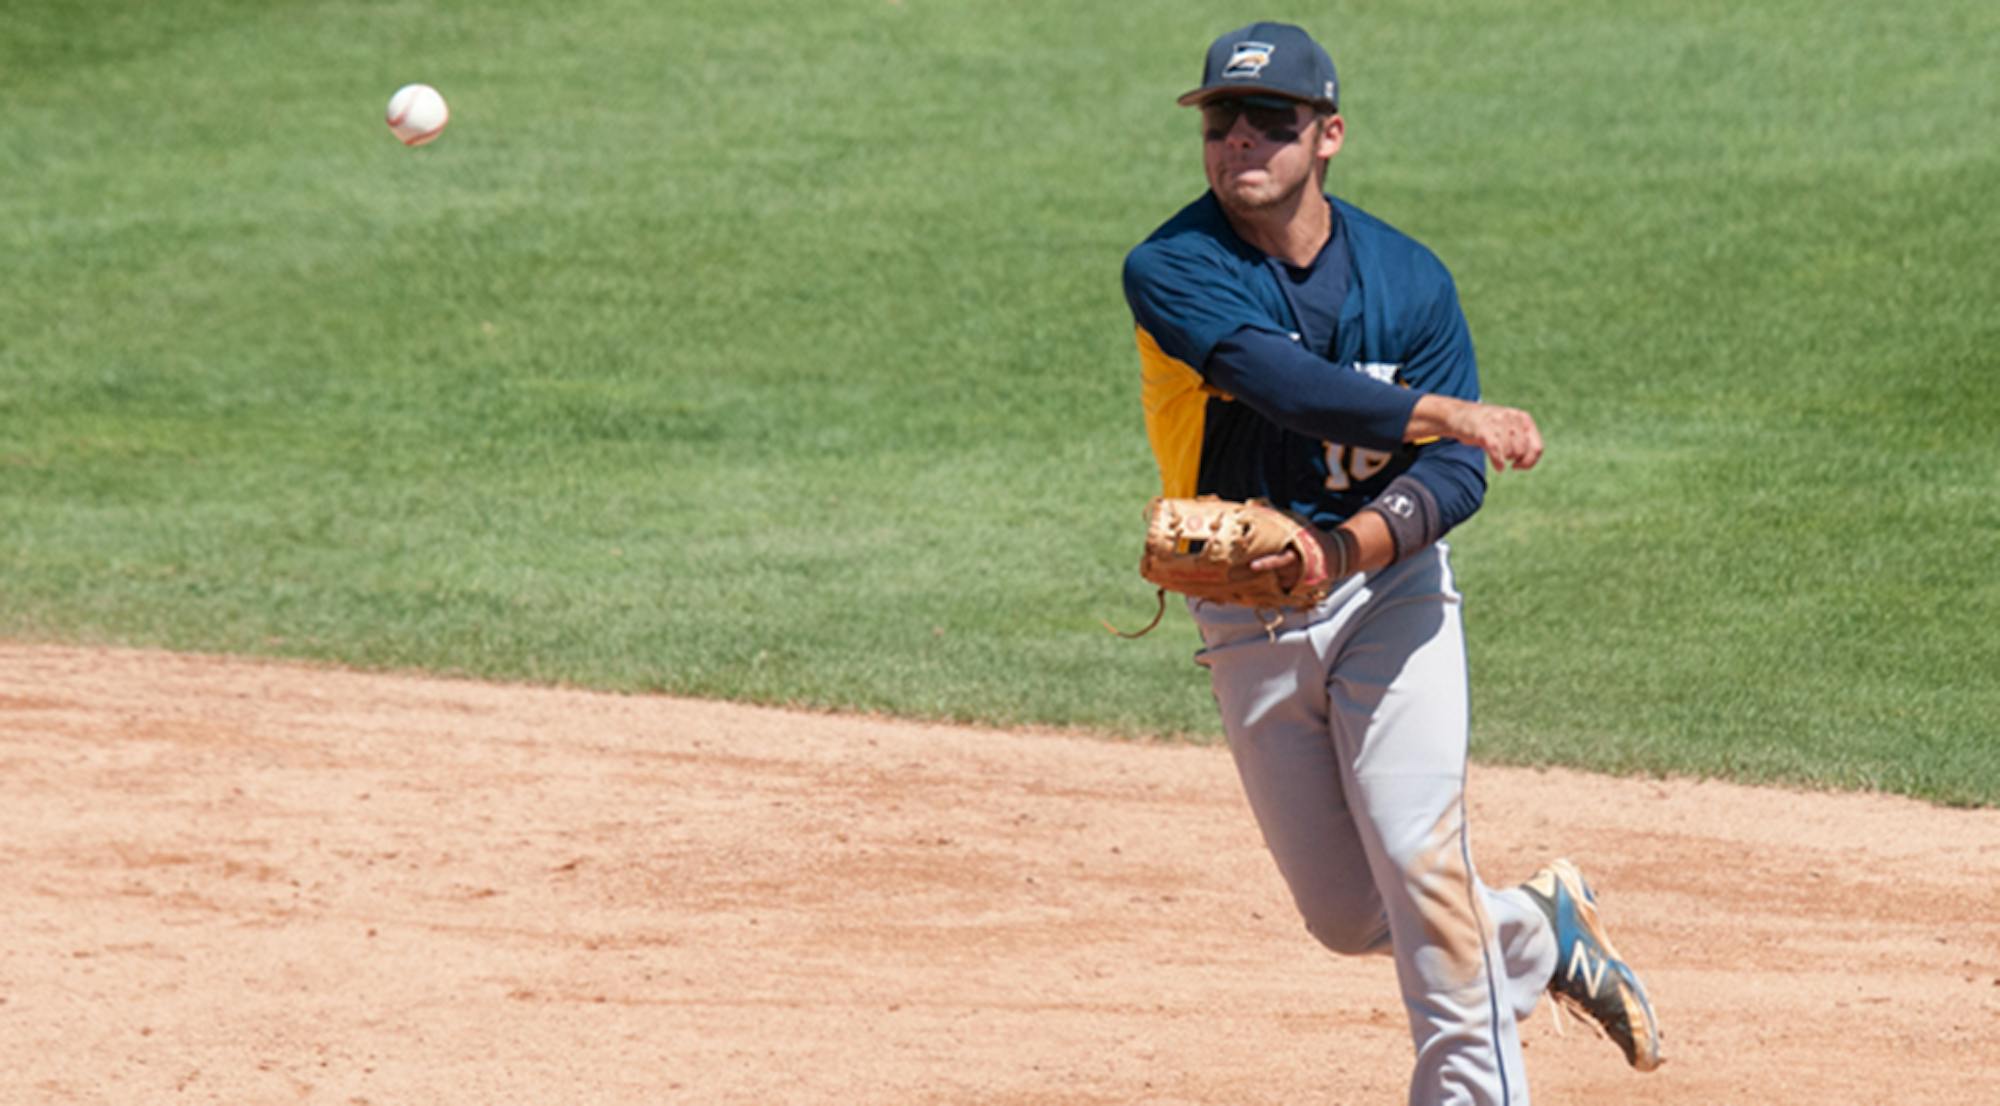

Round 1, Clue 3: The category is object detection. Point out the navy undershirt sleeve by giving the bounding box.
[1385,265,1487,535]
[1204,326,1420,452]
[1402,439,1487,534]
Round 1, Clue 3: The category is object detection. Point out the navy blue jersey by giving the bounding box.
[1123,191,1486,532]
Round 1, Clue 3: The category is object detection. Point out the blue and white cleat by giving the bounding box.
[1521,859,1665,1072]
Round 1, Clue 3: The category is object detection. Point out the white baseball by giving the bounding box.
[386,83,449,147]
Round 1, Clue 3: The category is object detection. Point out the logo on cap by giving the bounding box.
[1223,41,1275,79]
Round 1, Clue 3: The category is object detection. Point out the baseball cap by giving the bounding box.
[1177,22,1339,112]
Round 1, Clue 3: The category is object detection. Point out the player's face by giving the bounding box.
[1200,99,1343,215]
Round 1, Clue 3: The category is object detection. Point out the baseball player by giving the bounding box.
[1120,22,1664,1105]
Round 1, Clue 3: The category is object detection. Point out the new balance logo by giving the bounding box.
[1567,944,1609,995]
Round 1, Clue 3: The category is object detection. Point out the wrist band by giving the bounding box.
[1360,475,1442,563]
[1325,525,1357,581]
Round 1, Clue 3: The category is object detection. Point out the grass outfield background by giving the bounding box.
[3,1,1995,804]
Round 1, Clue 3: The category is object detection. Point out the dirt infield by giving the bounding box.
[3,643,1996,1104]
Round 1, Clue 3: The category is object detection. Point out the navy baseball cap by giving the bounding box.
[1177,22,1339,111]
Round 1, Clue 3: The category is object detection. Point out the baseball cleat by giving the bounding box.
[1520,859,1665,1072]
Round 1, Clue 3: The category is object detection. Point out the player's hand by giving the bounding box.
[1447,401,1543,471]
[1406,395,1543,470]
[1252,516,1388,590]
[1251,524,1370,590]
[1250,545,1306,591]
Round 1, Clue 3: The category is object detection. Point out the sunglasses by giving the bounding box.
[1201,98,1312,144]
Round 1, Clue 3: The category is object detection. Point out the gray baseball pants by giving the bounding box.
[1189,543,1557,1106]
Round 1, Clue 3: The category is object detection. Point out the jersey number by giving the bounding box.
[1323,444,1393,491]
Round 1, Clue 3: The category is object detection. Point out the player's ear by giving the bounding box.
[1315,113,1345,161]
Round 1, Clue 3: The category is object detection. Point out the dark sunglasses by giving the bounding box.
[1201,98,1311,143]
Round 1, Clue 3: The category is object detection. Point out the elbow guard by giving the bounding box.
[1360,475,1444,564]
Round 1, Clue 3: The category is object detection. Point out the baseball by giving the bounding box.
[386,83,449,147]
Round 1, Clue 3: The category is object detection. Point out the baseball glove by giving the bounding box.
[1105,496,1342,637]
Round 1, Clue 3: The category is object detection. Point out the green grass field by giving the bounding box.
[4,1,1995,804]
